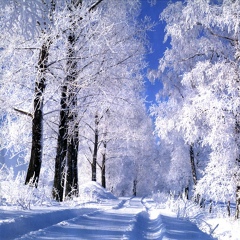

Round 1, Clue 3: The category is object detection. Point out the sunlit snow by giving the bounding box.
[0,181,216,240]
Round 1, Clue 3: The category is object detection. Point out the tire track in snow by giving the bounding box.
[0,207,98,240]
[0,198,123,239]
[129,197,165,239]
[1,198,214,239]
[129,197,214,240]
[15,198,143,240]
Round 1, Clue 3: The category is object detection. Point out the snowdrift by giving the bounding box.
[78,181,117,201]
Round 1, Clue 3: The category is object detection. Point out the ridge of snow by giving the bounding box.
[78,181,117,201]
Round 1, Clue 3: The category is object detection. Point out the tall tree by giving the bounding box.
[59,0,147,196]
[53,0,105,201]
[151,0,240,217]
[0,0,57,186]
[25,38,51,186]
[53,0,81,201]
[25,0,57,187]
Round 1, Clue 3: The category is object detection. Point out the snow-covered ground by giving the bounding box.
[152,192,240,240]
[203,217,240,240]
[0,182,238,239]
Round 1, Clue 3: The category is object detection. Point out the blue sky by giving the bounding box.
[140,0,172,108]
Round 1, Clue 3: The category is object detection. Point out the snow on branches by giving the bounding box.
[151,0,240,211]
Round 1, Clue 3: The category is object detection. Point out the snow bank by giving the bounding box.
[78,181,117,202]
[202,217,240,240]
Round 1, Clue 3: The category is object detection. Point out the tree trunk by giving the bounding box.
[101,140,106,188]
[227,200,231,217]
[133,179,137,197]
[53,30,79,201]
[235,120,240,219]
[65,94,79,198]
[66,124,79,197]
[52,0,104,201]
[190,144,197,186]
[64,30,79,198]
[209,200,213,213]
[92,113,99,182]
[52,85,68,201]
[189,144,201,203]
[25,0,56,187]
[25,39,51,187]
[235,186,240,219]
[184,187,189,200]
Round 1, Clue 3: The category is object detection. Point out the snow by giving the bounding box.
[78,181,117,201]
[0,182,215,239]
[202,218,240,240]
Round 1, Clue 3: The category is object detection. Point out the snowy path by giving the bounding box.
[0,198,213,240]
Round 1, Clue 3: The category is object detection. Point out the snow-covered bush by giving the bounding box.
[152,191,240,238]
[152,191,172,208]
[0,166,52,209]
[153,191,202,219]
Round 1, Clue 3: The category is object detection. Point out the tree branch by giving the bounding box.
[180,53,205,62]
[15,47,41,50]
[96,160,102,169]
[207,27,237,43]
[197,22,237,44]
[88,0,104,12]
[84,154,92,165]
[13,108,33,118]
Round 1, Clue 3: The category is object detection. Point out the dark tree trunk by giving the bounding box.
[209,200,213,213]
[236,186,240,219]
[101,158,106,188]
[235,120,240,219]
[92,113,99,182]
[184,187,189,200]
[52,0,104,201]
[53,32,79,201]
[64,31,79,198]
[189,144,201,203]
[52,85,68,201]
[65,94,79,198]
[25,40,51,187]
[53,1,81,200]
[66,126,79,197]
[101,140,107,188]
[133,179,137,197]
[227,201,231,217]
[190,144,197,186]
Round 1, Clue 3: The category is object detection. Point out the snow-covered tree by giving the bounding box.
[0,0,153,203]
[151,0,240,218]
[0,0,58,186]
[51,0,149,201]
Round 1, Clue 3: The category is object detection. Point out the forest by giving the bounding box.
[0,0,240,236]
[0,0,159,203]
